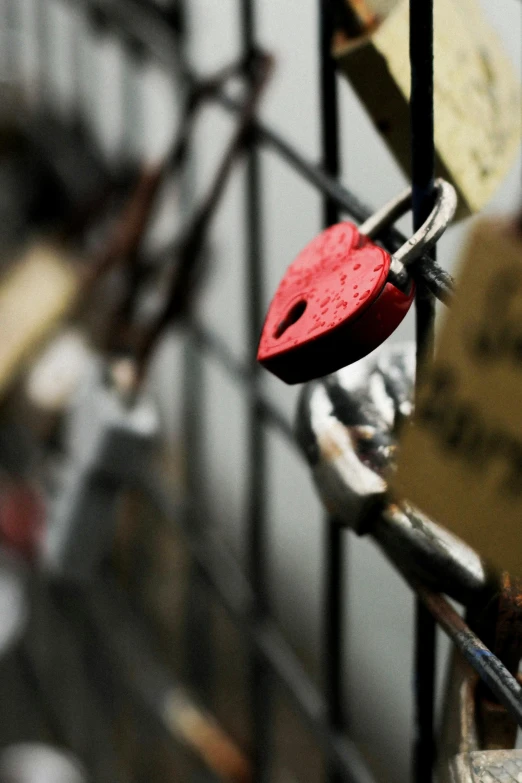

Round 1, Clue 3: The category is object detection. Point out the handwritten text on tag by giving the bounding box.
[394,218,522,575]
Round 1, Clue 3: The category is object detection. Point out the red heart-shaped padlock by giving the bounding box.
[257,222,414,384]
[258,179,457,384]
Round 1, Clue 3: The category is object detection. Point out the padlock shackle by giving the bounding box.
[359,178,457,268]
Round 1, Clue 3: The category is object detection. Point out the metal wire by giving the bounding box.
[409,0,437,779]
[61,0,456,305]
[318,4,351,782]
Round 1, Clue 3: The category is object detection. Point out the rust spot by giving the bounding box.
[318,421,351,462]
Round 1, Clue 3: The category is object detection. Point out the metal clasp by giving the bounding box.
[359,178,457,290]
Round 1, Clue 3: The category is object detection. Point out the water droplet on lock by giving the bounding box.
[353,284,358,289]
[320,296,331,308]
[353,263,361,270]
[374,265,383,272]
[353,293,359,298]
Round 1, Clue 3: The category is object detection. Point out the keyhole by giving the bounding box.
[274,300,307,338]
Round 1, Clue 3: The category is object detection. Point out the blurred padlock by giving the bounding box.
[0,243,80,402]
[20,328,96,443]
[333,0,522,217]
[0,743,87,783]
[42,359,158,581]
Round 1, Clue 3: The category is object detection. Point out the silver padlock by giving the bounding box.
[296,342,488,604]
[41,359,158,580]
[296,342,414,527]
[297,342,522,775]
[0,743,87,783]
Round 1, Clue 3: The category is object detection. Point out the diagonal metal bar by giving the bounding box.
[62,0,455,305]
[138,475,378,783]
[214,88,454,304]
[409,0,437,779]
[415,584,522,729]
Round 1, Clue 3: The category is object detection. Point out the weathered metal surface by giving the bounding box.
[359,178,457,271]
[296,342,489,603]
[450,750,522,782]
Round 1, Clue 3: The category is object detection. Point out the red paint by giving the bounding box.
[0,480,45,562]
[257,222,414,384]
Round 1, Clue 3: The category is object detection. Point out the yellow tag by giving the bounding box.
[335,0,522,216]
[394,218,522,575]
[0,243,79,399]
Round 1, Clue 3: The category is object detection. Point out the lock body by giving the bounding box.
[42,360,158,580]
[334,0,522,217]
[296,342,487,604]
[296,342,415,532]
[257,222,414,384]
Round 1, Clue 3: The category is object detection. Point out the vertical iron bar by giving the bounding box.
[413,601,436,782]
[410,0,436,365]
[241,0,266,606]
[325,524,346,783]
[410,0,436,781]
[176,0,214,706]
[320,0,341,228]
[319,4,346,782]
[240,2,272,781]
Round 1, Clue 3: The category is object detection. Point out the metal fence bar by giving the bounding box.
[324,523,347,783]
[140,474,522,742]
[239,1,274,780]
[318,3,350,782]
[214,90,454,305]
[409,0,437,779]
[59,0,454,307]
[175,0,215,711]
[190,322,296,446]
[141,475,378,783]
[60,0,454,305]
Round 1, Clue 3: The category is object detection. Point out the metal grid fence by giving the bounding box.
[3,1,522,782]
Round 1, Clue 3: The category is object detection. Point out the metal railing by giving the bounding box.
[2,1,522,782]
